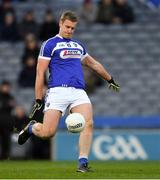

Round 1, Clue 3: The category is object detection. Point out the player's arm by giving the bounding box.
[29,58,49,119]
[82,55,120,91]
[82,55,111,81]
[35,58,49,100]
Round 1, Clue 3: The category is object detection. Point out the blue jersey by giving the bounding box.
[39,35,88,89]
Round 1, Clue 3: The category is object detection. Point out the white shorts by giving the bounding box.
[44,87,91,116]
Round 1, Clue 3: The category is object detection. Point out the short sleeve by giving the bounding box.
[38,41,52,60]
[81,43,89,61]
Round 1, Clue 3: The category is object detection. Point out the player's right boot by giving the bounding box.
[18,120,36,145]
[77,163,93,173]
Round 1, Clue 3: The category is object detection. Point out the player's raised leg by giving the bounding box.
[32,109,61,138]
[71,103,93,172]
[18,109,61,145]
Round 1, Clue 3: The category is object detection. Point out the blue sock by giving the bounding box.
[28,125,33,135]
[78,157,88,166]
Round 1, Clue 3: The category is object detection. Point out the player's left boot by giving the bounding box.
[77,163,93,173]
[18,120,36,145]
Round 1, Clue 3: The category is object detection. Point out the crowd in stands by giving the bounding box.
[0,0,135,160]
[0,2,59,42]
[79,0,135,25]
[0,0,135,41]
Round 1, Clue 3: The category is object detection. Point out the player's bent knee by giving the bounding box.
[85,120,94,129]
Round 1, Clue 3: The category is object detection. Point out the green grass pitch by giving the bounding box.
[0,160,160,179]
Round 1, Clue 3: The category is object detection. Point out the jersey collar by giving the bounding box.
[56,34,63,39]
[56,34,71,41]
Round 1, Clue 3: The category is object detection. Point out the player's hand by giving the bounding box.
[107,77,120,92]
[29,99,43,119]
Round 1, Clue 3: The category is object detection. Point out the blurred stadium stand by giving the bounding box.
[0,0,160,127]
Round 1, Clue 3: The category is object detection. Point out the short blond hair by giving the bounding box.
[60,11,78,22]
